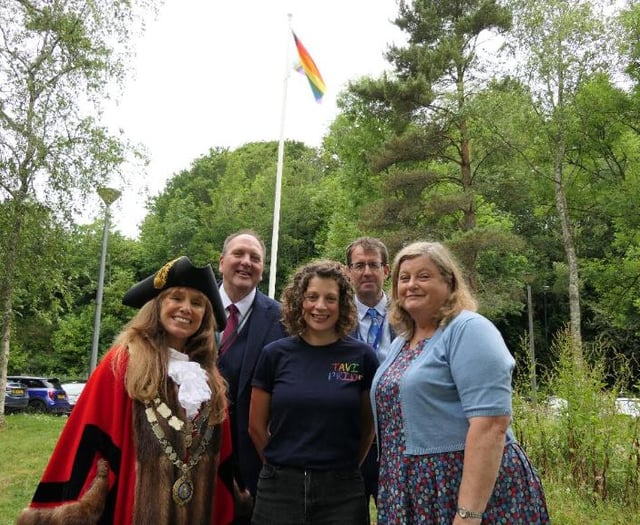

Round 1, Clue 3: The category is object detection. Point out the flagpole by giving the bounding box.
[268,13,292,299]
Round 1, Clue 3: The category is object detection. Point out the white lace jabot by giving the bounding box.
[167,348,211,419]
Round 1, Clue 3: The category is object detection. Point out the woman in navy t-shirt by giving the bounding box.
[249,260,377,525]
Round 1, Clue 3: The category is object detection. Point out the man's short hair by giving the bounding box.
[346,237,389,266]
[221,229,266,258]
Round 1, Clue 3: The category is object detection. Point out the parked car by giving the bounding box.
[4,380,29,413]
[61,381,87,410]
[545,395,640,418]
[7,376,71,414]
[615,397,640,417]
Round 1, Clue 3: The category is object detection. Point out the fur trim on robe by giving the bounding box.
[17,459,109,525]
[131,384,223,524]
[16,347,235,525]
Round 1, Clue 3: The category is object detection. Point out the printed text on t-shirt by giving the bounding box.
[328,362,363,382]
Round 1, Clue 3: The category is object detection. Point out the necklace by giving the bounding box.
[152,398,184,431]
[144,397,215,505]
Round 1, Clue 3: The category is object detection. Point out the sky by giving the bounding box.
[102,0,405,238]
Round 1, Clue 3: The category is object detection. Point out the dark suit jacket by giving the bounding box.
[218,290,286,497]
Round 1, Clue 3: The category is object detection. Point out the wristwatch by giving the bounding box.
[457,507,483,519]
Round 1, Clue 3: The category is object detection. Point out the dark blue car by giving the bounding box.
[7,376,71,414]
[4,380,29,412]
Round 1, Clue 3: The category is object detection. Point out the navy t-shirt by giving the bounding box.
[252,335,378,470]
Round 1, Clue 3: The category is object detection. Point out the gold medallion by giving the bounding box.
[172,474,194,505]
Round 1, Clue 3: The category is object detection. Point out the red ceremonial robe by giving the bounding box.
[18,347,235,525]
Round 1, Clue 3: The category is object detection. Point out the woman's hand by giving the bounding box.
[248,387,272,463]
[357,390,375,466]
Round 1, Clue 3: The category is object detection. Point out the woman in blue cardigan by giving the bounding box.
[371,242,549,524]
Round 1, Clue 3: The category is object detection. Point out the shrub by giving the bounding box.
[514,328,640,514]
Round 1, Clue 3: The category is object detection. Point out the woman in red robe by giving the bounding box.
[18,256,241,525]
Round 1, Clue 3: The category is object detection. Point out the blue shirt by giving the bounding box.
[354,294,394,362]
[371,310,516,455]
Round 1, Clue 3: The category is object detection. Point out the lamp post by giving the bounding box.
[524,274,538,403]
[543,285,550,352]
[89,187,121,374]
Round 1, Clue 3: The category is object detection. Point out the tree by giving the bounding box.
[0,0,152,424]
[319,88,397,259]
[507,0,621,354]
[339,0,529,314]
[138,141,331,297]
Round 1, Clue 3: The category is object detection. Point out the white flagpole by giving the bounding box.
[268,13,293,299]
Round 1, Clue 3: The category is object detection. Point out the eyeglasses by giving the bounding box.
[349,262,384,272]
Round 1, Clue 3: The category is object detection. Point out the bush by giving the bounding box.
[513,328,640,521]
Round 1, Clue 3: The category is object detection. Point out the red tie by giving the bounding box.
[219,304,239,356]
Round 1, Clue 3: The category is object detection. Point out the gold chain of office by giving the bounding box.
[144,397,214,505]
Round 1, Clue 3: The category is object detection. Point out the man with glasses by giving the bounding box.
[346,237,394,362]
[345,236,395,522]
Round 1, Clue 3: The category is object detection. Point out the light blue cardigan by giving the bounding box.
[370,310,516,455]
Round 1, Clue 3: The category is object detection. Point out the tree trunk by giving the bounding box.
[458,67,478,291]
[553,137,583,358]
[0,199,26,428]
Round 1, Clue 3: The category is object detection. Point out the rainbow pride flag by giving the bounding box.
[292,31,326,103]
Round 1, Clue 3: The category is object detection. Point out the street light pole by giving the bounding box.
[89,187,121,374]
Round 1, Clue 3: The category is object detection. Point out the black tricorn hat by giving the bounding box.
[122,256,226,330]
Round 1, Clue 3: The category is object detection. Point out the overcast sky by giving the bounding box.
[101,0,405,238]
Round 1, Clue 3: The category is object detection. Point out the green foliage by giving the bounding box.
[6,218,141,378]
[4,0,640,423]
[514,329,640,515]
[138,141,330,297]
[0,0,155,415]
[619,2,640,85]
[501,0,628,350]
[333,0,531,312]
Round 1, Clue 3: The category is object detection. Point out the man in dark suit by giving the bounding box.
[346,236,395,523]
[217,230,286,523]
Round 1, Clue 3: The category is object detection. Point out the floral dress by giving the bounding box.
[375,340,550,524]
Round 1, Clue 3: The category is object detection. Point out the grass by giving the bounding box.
[1,410,637,524]
[0,413,66,525]
[543,482,632,524]
[513,329,640,524]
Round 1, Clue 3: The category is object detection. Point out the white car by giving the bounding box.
[545,395,639,418]
[61,381,87,409]
[615,397,640,417]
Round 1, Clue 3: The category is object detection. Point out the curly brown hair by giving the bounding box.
[281,260,357,338]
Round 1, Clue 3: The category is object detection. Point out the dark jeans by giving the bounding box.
[252,463,368,525]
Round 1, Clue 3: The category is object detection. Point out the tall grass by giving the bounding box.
[514,329,640,523]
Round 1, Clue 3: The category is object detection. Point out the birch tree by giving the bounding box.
[0,0,152,424]
[507,0,620,354]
